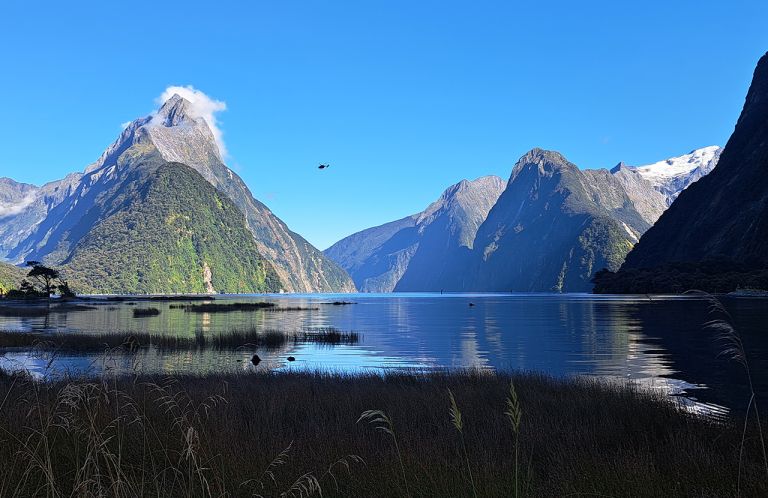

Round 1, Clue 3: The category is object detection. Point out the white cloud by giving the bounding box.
[155,85,228,157]
[0,192,37,218]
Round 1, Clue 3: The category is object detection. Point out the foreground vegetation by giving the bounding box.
[0,370,765,497]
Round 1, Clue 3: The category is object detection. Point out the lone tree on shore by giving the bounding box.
[26,261,60,297]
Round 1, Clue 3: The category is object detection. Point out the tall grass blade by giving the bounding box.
[448,388,477,498]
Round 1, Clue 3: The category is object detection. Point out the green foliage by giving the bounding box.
[25,261,60,296]
[1,262,76,299]
[552,217,635,292]
[592,259,768,294]
[0,263,26,296]
[3,279,48,299]
[63,162,282,294]
[57,281,76,298]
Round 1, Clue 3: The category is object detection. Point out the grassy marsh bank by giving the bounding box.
[0,328,360,352]
[0,370,765,497]
[0,303,98,316]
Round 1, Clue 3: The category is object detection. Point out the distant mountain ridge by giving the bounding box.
[1,89,727,295]
[0,94,355,293]
[325,176,506,292]
[327,146,720,292]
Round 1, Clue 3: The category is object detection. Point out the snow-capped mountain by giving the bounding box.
[633,146,722,204]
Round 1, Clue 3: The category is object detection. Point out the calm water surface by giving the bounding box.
[1,293,767,412]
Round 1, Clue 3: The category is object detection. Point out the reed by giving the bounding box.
[0,305,50,316]
[132,307,161,317]
[0,303,98,316]
[358,409,410,498]
[175,302,276,313]
[448,388,478,498]
[687,290,768,492]
[0,369,766,496]
[505,380,523,497]
[0,327,360,352]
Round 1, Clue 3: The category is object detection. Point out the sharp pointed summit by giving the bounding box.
[0,88,356,293]
[154,93,197,127]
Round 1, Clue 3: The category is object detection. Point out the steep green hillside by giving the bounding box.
[0,262,25,294]
[553,217,635,292]
[63,161,282,294]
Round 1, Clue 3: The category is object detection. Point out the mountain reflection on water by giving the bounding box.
[1,293,765,412]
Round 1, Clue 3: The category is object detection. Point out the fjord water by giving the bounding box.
[1,293,766,411]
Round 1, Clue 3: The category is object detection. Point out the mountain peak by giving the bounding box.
[610,161,628,174]
[520,148,566,163]
[154,94,196,127]
[165,93,185,105]
[511,148,575,182]
[435,175,502,208]
[438,175,504,200]
[737,51,768,128]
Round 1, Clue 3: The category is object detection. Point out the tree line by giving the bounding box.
[1,261,75,299]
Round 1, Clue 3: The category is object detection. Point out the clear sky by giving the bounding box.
[1,1,767,249]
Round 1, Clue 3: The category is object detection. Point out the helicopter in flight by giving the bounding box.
[318,163,330,170]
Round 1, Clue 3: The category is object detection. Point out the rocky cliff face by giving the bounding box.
[620,52,768,272]
[0,94,355,293]
[325,176,505,292]
[468,149,650,292]
[0,174,83,260]
[394,176,506,291]
[609,146,721,226]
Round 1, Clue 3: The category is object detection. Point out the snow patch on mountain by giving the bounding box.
[633,146,721,203]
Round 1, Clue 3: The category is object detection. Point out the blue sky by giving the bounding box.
[1,1,766,249]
